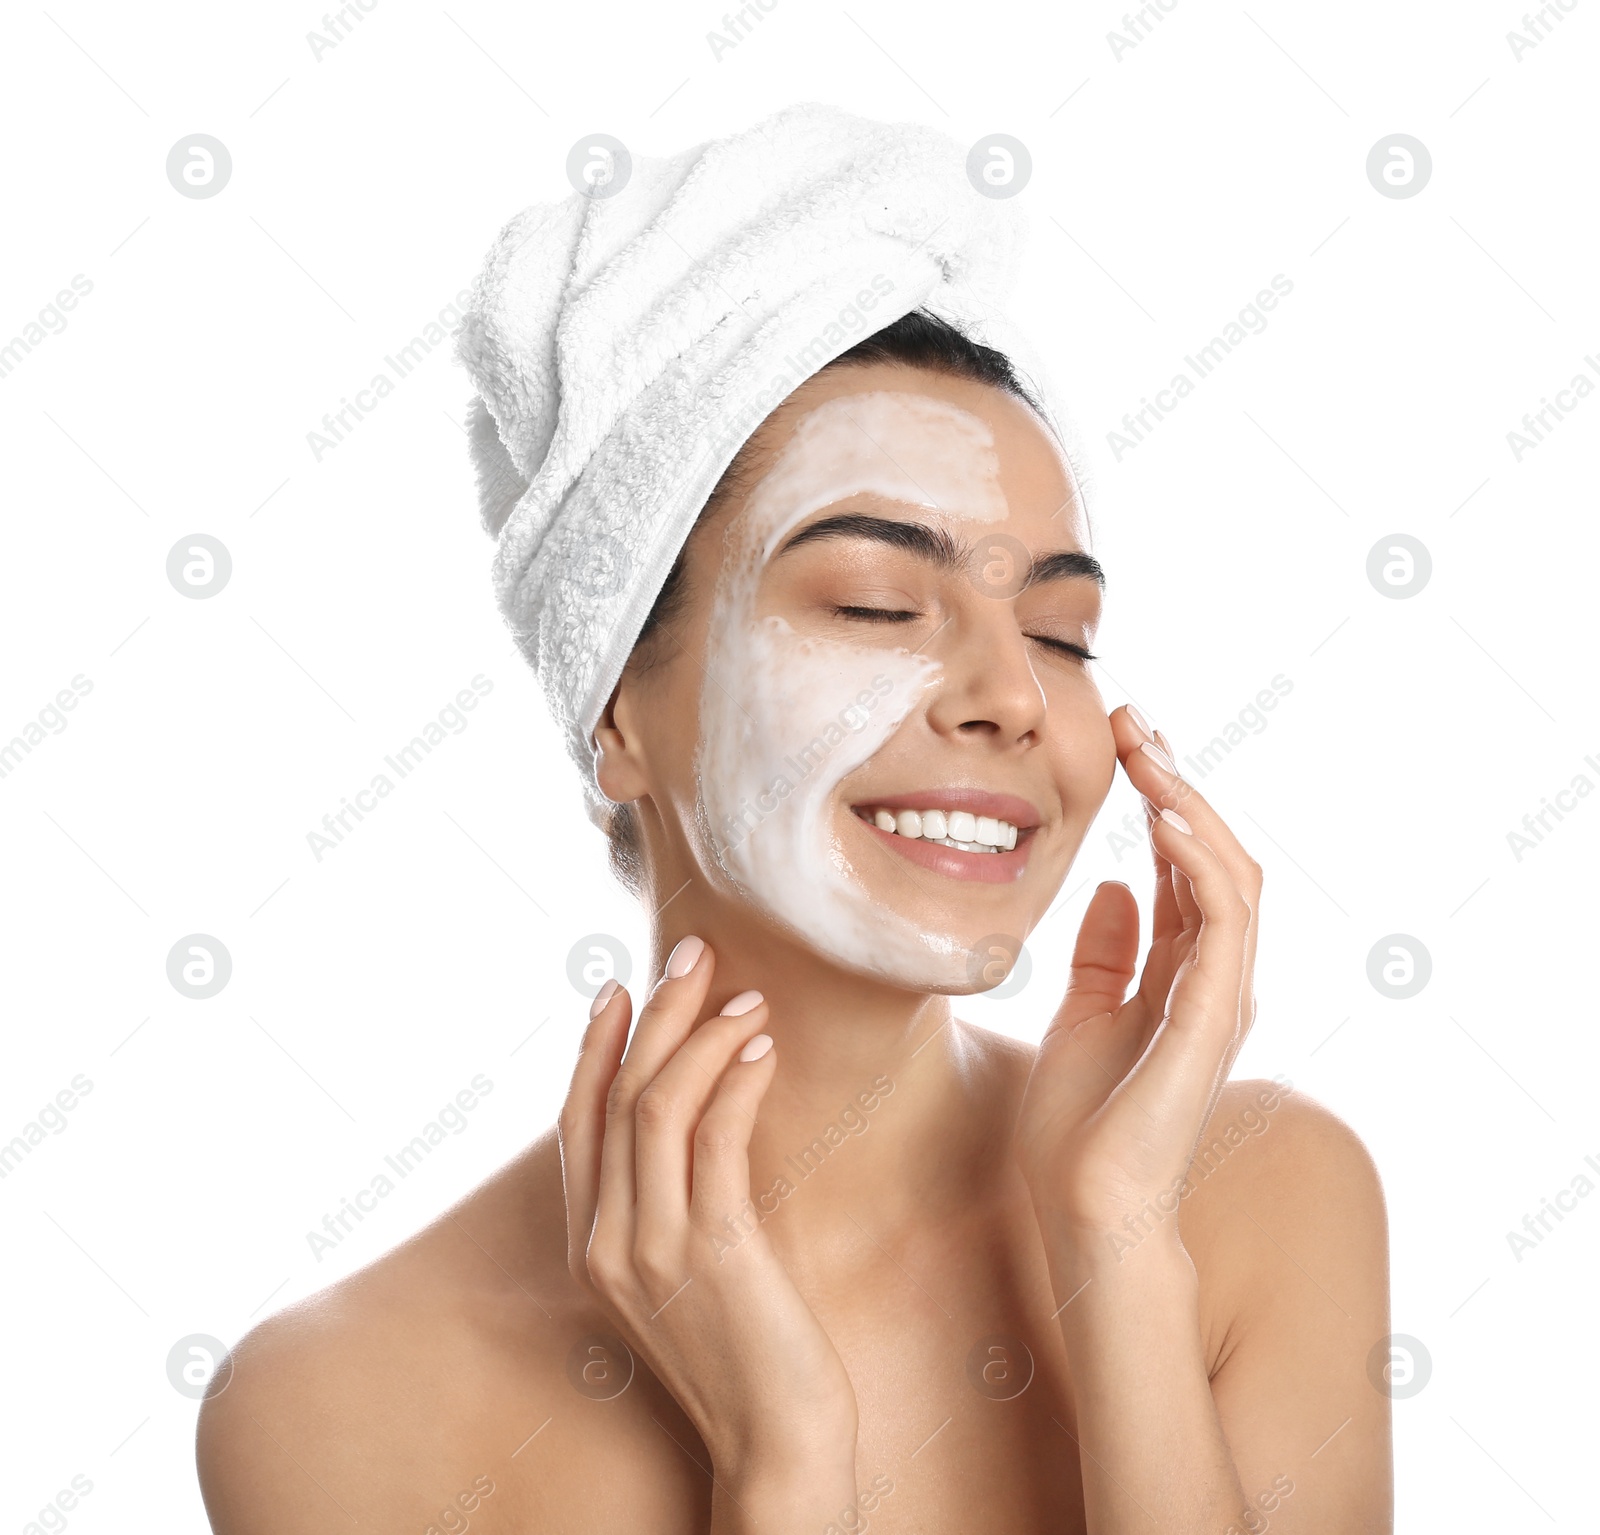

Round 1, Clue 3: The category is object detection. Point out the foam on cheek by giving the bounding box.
[694,391,1008,989]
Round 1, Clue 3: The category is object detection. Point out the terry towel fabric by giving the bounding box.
[455,100,1081,825]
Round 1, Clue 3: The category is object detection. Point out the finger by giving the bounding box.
[1033,883,1148,1123]
[1053,880,1139,1030]
[1120,727,1260,1064]
[1115,774,1189,1024]
[689,1023,779,1238]
[1139,789,1190,948]
[1133,738,1262,1045]
[1168,835,1203,934]
[1122,734,1262,915]
[1113,709,1191,948]
[557,981,634,1282]
[635,992,769,1242]
[596,937,716,1239]
[620,935,717,1080]
[1128,746,1203,936]
[1154,811,1250,1012]
[1125,812,1252,1119]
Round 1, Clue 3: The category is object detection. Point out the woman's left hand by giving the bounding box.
[1014,704,1263,1253]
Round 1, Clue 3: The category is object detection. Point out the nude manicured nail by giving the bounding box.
[589,978,620,1018]
[1125,704,1153,741]
[720,989,764,1017]
[1139,740,1177,775]
[666,935,705,978]
[1160,808,1193,835]
[738,1033,773,1062]
[1155,728,1175,758]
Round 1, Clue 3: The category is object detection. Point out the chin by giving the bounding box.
[779,888,1036,997]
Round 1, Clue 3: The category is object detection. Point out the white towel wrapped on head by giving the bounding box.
[455,100,1075,825]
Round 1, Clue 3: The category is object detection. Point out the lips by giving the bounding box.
[848,788,1041,884]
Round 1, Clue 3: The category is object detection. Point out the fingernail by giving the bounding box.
[1155,728,1174,758]
[1139,740,1177,775]
[738,1033,773,1062]
[1160,807,1192,835]
[1125,704,1153,741]
[666,935,705,979]
[719,989,764,1017]
[589,978,620,1019]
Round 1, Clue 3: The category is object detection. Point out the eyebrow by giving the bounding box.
[776,512,1106,589]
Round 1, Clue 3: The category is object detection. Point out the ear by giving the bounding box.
[593,677,653,806]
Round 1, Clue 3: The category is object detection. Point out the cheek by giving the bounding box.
[698,618,937,830]
[658,663,719,800]
[1049,688,1117,803]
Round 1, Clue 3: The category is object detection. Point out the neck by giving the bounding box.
[646,894,1021,1266]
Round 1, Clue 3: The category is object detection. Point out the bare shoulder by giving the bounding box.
[1193,1077,1382,1211]
[1181,1078,1389,1352]
[1177,1095,1393,1520]
[195,1129,601,1532]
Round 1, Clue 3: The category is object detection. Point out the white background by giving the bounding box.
[2,0,1596,1528]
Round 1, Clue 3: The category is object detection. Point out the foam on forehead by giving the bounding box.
[749,391,1009,559]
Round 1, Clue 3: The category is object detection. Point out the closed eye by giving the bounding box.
[1029,635,1098,663]
[833,607,1097,662]
[832,605,921,623]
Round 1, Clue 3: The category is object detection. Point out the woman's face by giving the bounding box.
[603,361,1116,994]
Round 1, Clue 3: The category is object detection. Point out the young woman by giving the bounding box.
[196,306,1391,1533]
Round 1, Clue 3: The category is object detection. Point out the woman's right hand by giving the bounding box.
[558,935,860,1531]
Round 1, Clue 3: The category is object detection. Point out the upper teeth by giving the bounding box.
[866,807,1019,852]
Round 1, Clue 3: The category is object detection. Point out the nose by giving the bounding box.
[921,606,1047,750]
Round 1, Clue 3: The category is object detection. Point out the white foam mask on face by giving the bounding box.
[694,390,1011,990]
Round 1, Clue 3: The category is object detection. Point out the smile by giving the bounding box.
[849,790,1040,883]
